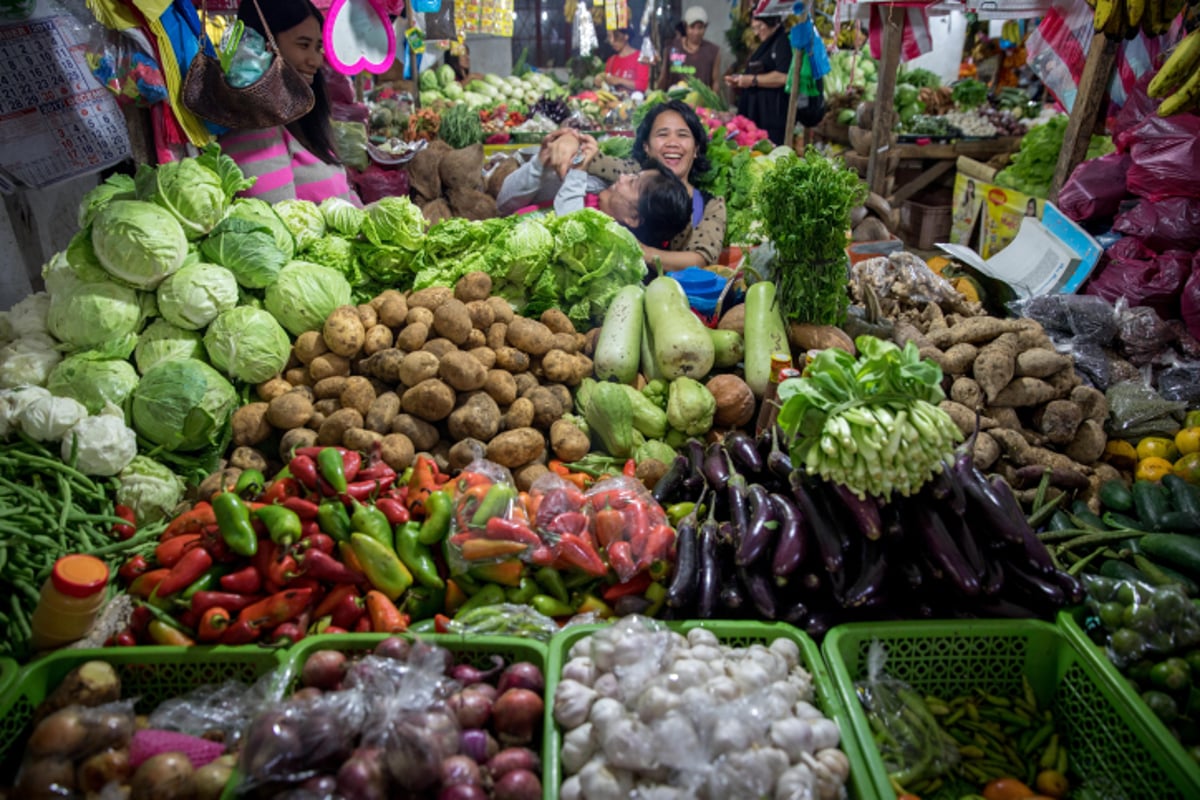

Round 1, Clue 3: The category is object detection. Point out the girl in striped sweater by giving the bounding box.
[220,0,361,205]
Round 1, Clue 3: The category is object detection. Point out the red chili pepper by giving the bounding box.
[606,540,637,581]
[341,478,389,502]
[289,455,319,491]
[260,476,301,504]
[636,523,676,569]
[320,625,348,635]
[356,462,397,483]
[221,587,314,644]
[529,545,556,566]
[118,554,151,583]
[129,604,153,634]
[354,614,373,633]
[374,497,410,526]
[484,516,543,547]
[433,613,452,634]
[297,532,335,555]
[406,455,442,515]
[162,502,215,539]
[113,629,138,647]
[341,450,362,483]
[546,511,591,539]
[197,524,234,563]
[191,590,264,615]
[154,534,201,569]
[197,607,231,642]
[365,590,409,633]
[281,496,321,520]
[220,566,262,594]
[128,568,171,598]
[558,533,608,576]
[313,584,365,629]
[623,459,638,477]
[270,621,306,644]
[177,608,200,631]
[300,520,321,540]
[299,548,365,584]
[284,577,323,596]
[113,504,137,540]
[155,547,214,597]
[622,502,650,542]
[594,506,626,548]
[602,571,652,602]
[293,445,349,459]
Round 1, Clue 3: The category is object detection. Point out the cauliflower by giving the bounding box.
[0,334,62,389]
[62,406,137,476]
[19,395,88,441]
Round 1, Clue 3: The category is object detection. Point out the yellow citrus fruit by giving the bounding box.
[1103,439,1138,471]
[1187,410,1200,428]
[1137,436,1180,462]
[1175,427,1200,456]
[1174,452,1200,485]
[1035,769,1070,799]
[1136,457,1174,483]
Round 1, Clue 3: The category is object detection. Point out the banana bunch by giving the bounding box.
[1148,28,1200,114]
[1087,0,1188,40]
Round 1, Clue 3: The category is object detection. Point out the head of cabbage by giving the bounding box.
[228,198,295,262]
[78,173,136,229]
[46,271,147,352]
[274,199,326,252]
[46,351,140,415]
[133,146,252,239]
[200,216,288,289]
[204,307,291,384]
[116,455,187,523]
[135,319,206,374]
[90,200,189,289]
[264,261,353,336]
[131,358,238,451]
[155,262,240,330]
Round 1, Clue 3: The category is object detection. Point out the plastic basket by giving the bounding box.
[900,199,953,250]
[0,645,287,781]
[823,619,1200,800]
[0,658,15,701]
[545,619,878,800]
[1058,607,1200,791]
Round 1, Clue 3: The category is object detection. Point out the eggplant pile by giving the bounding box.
[653,429,1086,637]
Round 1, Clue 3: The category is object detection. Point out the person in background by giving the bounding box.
[444,41,484,84]
[604,27,650,93]
[725,15,793,146]
[657,6,721,93]
[220,0,359,204]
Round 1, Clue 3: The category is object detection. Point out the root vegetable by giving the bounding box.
[491,689,543,746]
[363,324,394,355]
[441,754,483,787]
[396,321,430,351]
[927,317,1025,348]
[486,297,514,324]
[409,286,454,310]
[1065,419,1106,465]
[494,346,530,373]
[309,353,351,381]
[493,768,542,800]
[365,392,402,433]
[229,446,268,473]
[972,431,1000,470]
[469,347,497,370]
[1070,385,1108,423]
[130,751,194,800]
[514,462,550,490]
[465,300,494,331]
[487,747,542,780]
[407,306,435,328]
[423,338,459,359]
[34,661,119,723]
[487,428,545,468]
[950,377,983,409]
[256,377,293,402]
[892,321,932,350]
[718,304,746,334]
[449,688,494,729]
[506,318,554,356]
[939,401,995,438]
[941,342,979,374]
[548,332,580,354]
[1034,400,1083,445]
[293,331,328,364]
[497,662,545,695]
[551,419,591,462]
[324,306,367,358]
[449,438,488,471]
[314,376,349,400]
[455,272,493,303]
[357,304,378,329]
[16,757,78,798]
[989,427,1087,472]
[280,427,318,458]
[264,391,314,430]
[396,350,439,387]
[317,408,364,446]
[379,432,415,470]
[378,293,408,327]
[402,379,456,421]
[301,649,347,689]
[973,333,1019,404]
[1015,348,1072,378]
[232,402,273,446]
[29,708,91,758]
[440,350,488,392]
[434,299,473,345]
[991,377,1062,407]
[392,414,439,451]
[484,370,518,405]
[285,367,312,386]
[192,756,234,800]
[486,323,509,350]
[448,393,501,441]
[707,374,756,428]
[540,308,575,335]
[513,373,538,397]
[523,386,563,430]
[543,349,587,385]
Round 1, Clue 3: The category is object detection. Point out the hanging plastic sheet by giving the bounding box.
[575,1,597,57]
[866,2,934,63]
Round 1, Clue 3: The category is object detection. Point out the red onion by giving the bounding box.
[493,768,542,800]
[439,755,482,787]
[458,729,498,764]
[491,689,544,746]
[466,682,497,703]
[291,686,324,703]
[302,774,338,794]
[450,654,505,685]
[448,688,493,729]
[496,662,545,695]
[438,785,488,800]
[374,636,412,661]
[301,649,348,690]
[486,747,541,780]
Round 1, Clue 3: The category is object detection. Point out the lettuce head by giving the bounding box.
[361,195,426,249]
[320,196,365,236]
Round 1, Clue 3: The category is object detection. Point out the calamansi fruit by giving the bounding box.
[1103,439,1137,471]
[1174,452,1200,485]
[1136,456,1174,483]
[1175,427,1200,456]
[1137,436,1180,462]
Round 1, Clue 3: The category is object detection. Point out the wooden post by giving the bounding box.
[866,5,903,196]
[1049,33,1119,203]
[784,49,801,150]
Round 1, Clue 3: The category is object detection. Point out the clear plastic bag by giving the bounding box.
[446,459,546,573]
[1011,294,1118,346]
[1157,361,1200,404]
[227,28,272,88]
[1082,575,1200,669]
[147,671,286,746]
[1105,380,1187,440]
[1059,342,1111,390]
[583,475,673,582]
[14,700,136,798]
[443,602,561,641]
[850,252,967,312]
[1115,301,1176,367]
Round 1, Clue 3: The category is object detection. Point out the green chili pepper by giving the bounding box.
[644,581,667,617]
[454,583,506,617]
[351,499,393,548]
[505,577,538,605]
[348,533,413,600]
[212,491,257,557]
[564,570,599,590]
[396,521,444,589]
[317,500,352,543]
[418,490,455,545]
[530,593,575,617]
[469,484,518,529]
[317,447,348,493]
[666,502,696,527]
[254,504,302,547]
[534,566,569,604]
[181,564,234,600]
[404,585,446,621]
[408,618,437,633]
[234,469,265,498]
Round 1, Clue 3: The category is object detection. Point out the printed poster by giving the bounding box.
[980,184,1043,259]
[950,171,984,246]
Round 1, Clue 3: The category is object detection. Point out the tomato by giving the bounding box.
[1135,456,1174,483]
[1176,427,1200,456]
[1103,439,1138,472]
[1173,452,1200,485]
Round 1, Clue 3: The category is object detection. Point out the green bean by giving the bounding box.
[57,472,72,530]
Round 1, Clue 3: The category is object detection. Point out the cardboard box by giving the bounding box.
[949,157,1044,258]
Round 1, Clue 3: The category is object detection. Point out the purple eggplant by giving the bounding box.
[683,439,708,493]
[1005,561,1066,610]
[955,455,1026,546]
[725,430,764,475]
[652,454,690,505]
[735,483,775,566]
[911,502,981,596]
[719,577,746,612]
[696,511,721,618]
[943,510,987,578]
[1051,569,1086,604]
[702,442,732,492]
[727,474,750,545]
[766,426,794,480]
[793,475,843,574]
[770,493,807,579]
[737,565,778,619]
[928,463,966,516]
[666,504,701,609]
[781,601,809,626]
[830,482,883,541]
[981,559,1005,596]
[989,476,1057,575]
[841,537,888,608]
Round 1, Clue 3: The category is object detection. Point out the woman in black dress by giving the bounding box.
[725,15,792,146]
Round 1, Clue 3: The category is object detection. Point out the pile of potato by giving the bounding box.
[229,272,595,490]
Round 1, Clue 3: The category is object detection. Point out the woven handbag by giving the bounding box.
[182,0,314,129]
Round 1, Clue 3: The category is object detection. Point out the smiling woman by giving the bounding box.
[218,0,360,205]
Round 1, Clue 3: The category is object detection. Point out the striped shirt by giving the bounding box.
[220,126,360,205]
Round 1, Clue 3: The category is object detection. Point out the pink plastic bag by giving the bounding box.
[1112,197,1200,251]
[1184,259,1200,341]
[351,164,410,204]
[1086,246,1190,321]
[1057,151,1130,222]
[1125,111,1200,201]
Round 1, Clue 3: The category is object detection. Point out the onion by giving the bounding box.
[382,710,458,789]
[467,682,497,703]
[496,662,545,695]
[374,636,412,661]
[486,747,541,780]
[438,784,489,800]
[291,686,324,703]
[493,768,543,800]
[448,688,493,729]
[459,729,499,764]
[491,689,544,746]
[450,654,505,685]
[302,774,338,794]
[439,755,482,787]
[409,639,454,675]
[336,749,386,800]
[301,649,348,689]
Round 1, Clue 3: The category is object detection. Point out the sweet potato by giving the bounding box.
[989,427,1085,472]
[949,376,984,410]
[1033,400,1083,446]
[939,401,995,438]
[991,377,1061,408]
[973,333,1019,404]
[1015,348,1071,378]
[1070,385,1108,423]
[1065,419,1107,465]
[941,343,979,375]
[789,323,855,354]
[927,317,1025,348]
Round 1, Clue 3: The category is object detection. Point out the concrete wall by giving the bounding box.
[0,174,94,311]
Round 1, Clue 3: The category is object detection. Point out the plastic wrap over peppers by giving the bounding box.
[445,459,675,584]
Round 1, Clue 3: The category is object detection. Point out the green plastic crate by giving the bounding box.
[1058,606,1200,791]
[0,658,15,700]
[545,619,878,800]
[823,619,1200,800]
[0,645,288,782]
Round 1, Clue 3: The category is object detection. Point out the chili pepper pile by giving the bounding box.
[0,434,159,660]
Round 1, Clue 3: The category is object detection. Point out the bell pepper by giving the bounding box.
[396,521,444,589]
[147,619,195,646]
[128,568,170,599]
[351,499,393,548]
[534,566,569,604]
[469,559,525,587]
[576,593,614,618]
[191,590,264,615]
[129,604,153,635]
[485,517,542,547]
[505,577,539,605]
[318,500,353,543]
[118,554,151,583]
[281,496,321,520]
[470,484,519,529]
[454,583,506,617]
[375,497,410,526]
[212,492,258,557]
[112,503,137,540]
[606,540,637,580]
[235,469,265,498]
[354,615,373,633]
[289,454,320,491]
[221,587,315,645]
[404,585,446,621]
[530,593,575,617]
[349,533,413,600]
[155,534,201,569]
[558,533,607,577]
[197,607,231,642]
[163,502,215,539]
[418,489,454,545]
[254,504,303,547]
[260,476,301,504]
[299,548,365,584]
[220,565,262,595]
[365,589,409,633]
[666,502,695,527]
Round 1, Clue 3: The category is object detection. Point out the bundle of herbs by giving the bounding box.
[756,147,866,325]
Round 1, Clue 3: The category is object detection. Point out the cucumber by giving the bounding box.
[592,285,644,384]
[1070,500,1106,531]
[742,281,791,397]
[1158,511,1200,534]
[1134,555,1200,595]
[644,276,715,380]
[708,329,744,368]
[1099,559,1150,583]
[1139,534,1200,580]
[1132,480,1172,531]
[1163,474,1200,518]
[1098,479,1134,512]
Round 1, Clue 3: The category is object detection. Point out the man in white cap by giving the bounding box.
[657,6,721,93]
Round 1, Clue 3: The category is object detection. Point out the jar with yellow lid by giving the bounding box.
[29,554,109,651]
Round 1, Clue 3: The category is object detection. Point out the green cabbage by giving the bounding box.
[419,69,440,91]
[78,174,135,229]
[203,307,291,383]
[46,351,140,414]
[303,237,363,284]
[228,198,295,261]
[134,319,206,374]
[46,271,145,351]
[361,195,426,249]
[265,260,353,336]
[131,358,238,451]
[116,455,187,524]
[437,63,457,89]
[155,262,240,330]
[200,216,288,289]
[90,200,189,289]
[274,199,327,251]
[320,197,365,236]
[133,145,252,239]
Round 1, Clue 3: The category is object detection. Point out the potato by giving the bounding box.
[397,350,440,387]
[513,372,539,397]
[454,271,493,302]
[363,324,394,355]
[266,392,315,430]
[448,393,501,441]
[486,296,515,324]
[514,462,551,491]
[433,299,473,345]
[468,347,496,370]
[229,446,269,473]
[395,321,429,352]
[340,376,377,417]
[550,419,590,462]
[372,288,404,311]
[311,376,347,400]
[402,379,456,422]
[392,414,440,451]
[29,708,91,758]
[449,438,488,471]
[362,349,406,383]
[366,392,402,433]
[487,427,546,467]
[285,367,312,386]
[440,350,488,391]
[464,328,487,349]
[582,327,601,357]
[526,387,565,430]
[131,752,194,800]
[548,332,579,354]
[406,306,435,328]
[195,468,239,503]
[324,305,367,358]
[502,397,536,430]
[408,286,454,310]
[232,403,272,446]
[542,350,588,385]
[317,408,364,446]
[422,338,459,359]
[636,459,668,490]
[193,756,234,800]
[494,346,530,373]
[357,303,379,329]
[256,377,293,402]
[540,308,574,335]
[293,330,329,364]
[309,353,352,381]
[34,661,119,724]
[343,427,384,452]
[78,748,132,794]
[280,428,318,460]
[16,757,78,797]
[307,411,326,431]
[431,441,453,474]
[465,300,495,330]
[486,322,509,350]
[313,398,341,417]
[544,383,573,411]
[381,433,415,470]
[718,304,746,334]
[506,317,554,355]
[483,369,518,405]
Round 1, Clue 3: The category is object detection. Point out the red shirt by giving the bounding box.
[606,50,650,93]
